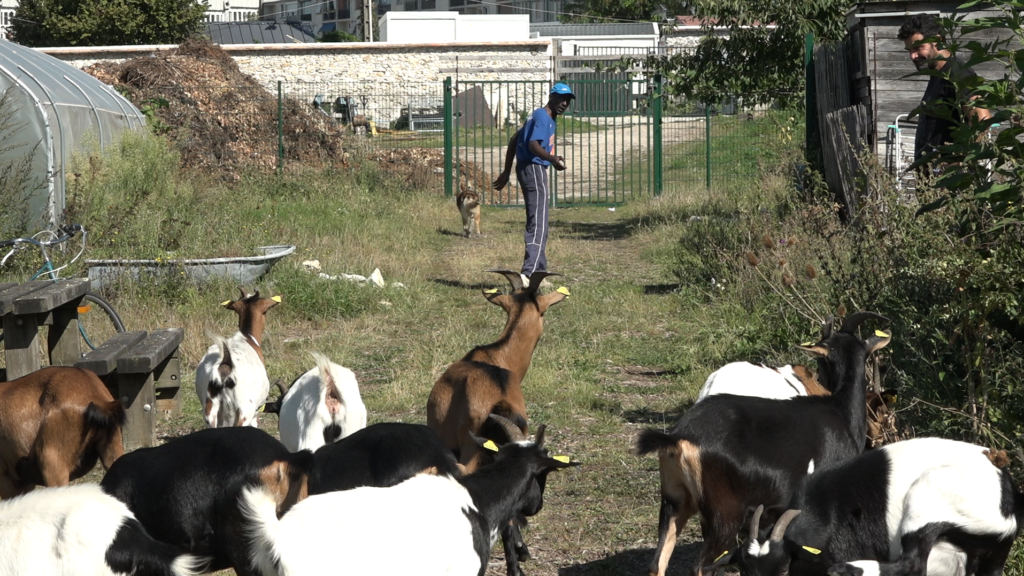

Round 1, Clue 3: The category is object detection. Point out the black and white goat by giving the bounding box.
[195,290,280,428]
[0,483,207,576]
[101,427,314,576]
[308,422,461,494]
[241,425,578,576]
[636,312,891,576]
[696,362,830,400]
[707,437,1023,576]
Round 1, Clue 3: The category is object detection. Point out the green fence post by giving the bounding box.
[277,81,284,174]
[443,77,453,198]
[652,74,663,196]
[805,33,819,166]
[705,104,712,191]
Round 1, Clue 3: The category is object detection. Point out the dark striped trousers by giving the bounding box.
[517,162,549,276]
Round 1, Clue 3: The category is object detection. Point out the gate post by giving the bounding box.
[705,104,712,190]
[443,77,453,198]
[652,74,663,196]
[277,80,284,174]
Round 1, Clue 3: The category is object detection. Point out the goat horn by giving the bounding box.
[821,314,834,339]
[770,510,802,542]
[749,505,764,543]
[524,271,562,294]
[839,311,889,334]
[487,414,525,442]
[534,424,547,448]
[485,269,523,292]
[238,286,248,299]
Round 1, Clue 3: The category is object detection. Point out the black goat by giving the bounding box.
[707,438,1023,576]
[100,427,314,576]
[637,312,891,576]
[308,422,462,494]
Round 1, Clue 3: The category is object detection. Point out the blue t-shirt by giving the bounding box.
[516,107,556,166]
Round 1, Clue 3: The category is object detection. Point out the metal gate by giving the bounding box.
[444,76,663,206]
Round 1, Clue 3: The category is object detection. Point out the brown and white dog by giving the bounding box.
[456,189,481,238]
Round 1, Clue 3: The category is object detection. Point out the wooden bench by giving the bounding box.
[0,280,184,451]
[75,328,184,450]
[0,279,92,379]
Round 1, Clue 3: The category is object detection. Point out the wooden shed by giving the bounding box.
[814,1,1010,209]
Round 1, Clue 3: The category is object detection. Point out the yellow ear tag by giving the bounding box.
[485,288,499,294]
[483,440,499,452]
[553,455,570,463]
[714,550,729,562]
[258,404,265,413]
[800,342,814,347]
[556,286,571,296]
[271,295,282,302]
[874,330,889,338]
[220,300,232,306]
[802,546,821,555]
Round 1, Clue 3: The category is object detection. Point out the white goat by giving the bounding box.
[195,334,270,428]
[278,353,366,452]
[696,362,828,402]
[0,483,207,576]
[241,429,576,576]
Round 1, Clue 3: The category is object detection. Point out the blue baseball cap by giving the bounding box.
[551,83,576,99]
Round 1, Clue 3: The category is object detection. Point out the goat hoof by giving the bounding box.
[515,546,530,562]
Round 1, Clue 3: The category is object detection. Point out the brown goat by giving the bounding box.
[0,366,125,498]
[427,269,567,474]
[457,189,481,238]
[220,287,282,363]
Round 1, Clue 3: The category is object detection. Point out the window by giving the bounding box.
[377,0,391,13]
[421,0,434,7]
[449,0,463,6]
[338,0,350,19]
[405,0,417,10]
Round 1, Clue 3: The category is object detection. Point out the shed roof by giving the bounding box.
[204,21,316,44]
[529,22,658,37]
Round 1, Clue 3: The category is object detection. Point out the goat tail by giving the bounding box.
[85,399,128,430]
[635,428,679,456]
[240,485,285,576]
[170,554,213,576]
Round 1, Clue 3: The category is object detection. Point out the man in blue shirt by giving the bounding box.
[493,83,575,285]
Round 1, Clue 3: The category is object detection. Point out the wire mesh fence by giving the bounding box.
[127,78,795,201]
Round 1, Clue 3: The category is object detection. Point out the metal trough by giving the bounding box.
[86,245,297,291]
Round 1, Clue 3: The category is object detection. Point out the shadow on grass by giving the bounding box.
[550,220,635,241]
[430,278,498,290]
[436,228,466,237]
[558,543,701,575]
[619,407,683,426]
[644,283,680,295]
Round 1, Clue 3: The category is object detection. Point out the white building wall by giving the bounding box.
[379,11,528,43]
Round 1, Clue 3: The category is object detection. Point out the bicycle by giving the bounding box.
[0,224,125,353]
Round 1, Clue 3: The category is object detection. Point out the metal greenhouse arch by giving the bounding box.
[0,39,146,231]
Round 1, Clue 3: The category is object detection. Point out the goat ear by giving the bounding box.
[704,548,738,572]
[796,342,829,358]
[469,431,500,452]
[543,456,581,470]
[482,289,513,310]
[537,290,567,313]
[865,329,891,354]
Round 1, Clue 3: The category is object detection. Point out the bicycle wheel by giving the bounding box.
[77,293,125,351]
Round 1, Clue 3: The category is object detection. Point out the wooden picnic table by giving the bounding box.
[0,280,183,450]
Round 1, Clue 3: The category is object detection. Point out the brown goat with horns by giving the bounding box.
[0,366,125,498]
[427,269,567,473]
[427,269,567,576]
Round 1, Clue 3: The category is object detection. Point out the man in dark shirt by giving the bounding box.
[897,14,991,165]
[493,83,575,285]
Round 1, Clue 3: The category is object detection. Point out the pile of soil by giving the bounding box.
[369,147,493,193]
[85,38,346,174]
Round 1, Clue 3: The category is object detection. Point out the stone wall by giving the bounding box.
[40,41,552,91]
[40,41,552,129]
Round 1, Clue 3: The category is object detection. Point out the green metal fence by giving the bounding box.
[444,76,663,206]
